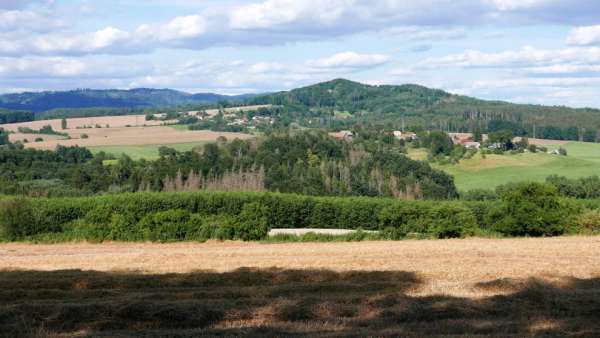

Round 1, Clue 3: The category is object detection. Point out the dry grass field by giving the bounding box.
[1,237,599,337]
[0,115,253,152]
[0,115,166,133]
[24,127,253,150]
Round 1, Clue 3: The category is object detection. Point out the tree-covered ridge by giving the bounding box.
[250,79,600,130]
[0,131,456,200]
[0,88,255,113]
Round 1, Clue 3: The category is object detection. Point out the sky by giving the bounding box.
[3,0,600,108]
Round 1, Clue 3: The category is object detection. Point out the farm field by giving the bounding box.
[0,237,598,336]
[409,141,600,191]
[0,115,253,158]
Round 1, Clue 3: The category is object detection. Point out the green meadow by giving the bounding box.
[411,142,600,192]
[90,142,208,160]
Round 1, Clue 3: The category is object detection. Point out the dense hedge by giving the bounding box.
[0,190,596,242]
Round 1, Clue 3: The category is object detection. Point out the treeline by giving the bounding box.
[0,131,457,199]
[0,109,34,124]
[1,182,597,242]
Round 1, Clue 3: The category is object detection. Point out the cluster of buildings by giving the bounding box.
[449,133,481,149]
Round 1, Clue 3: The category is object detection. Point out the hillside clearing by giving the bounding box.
[408,141,600,191]
[0,237,598,336]
[89,142,210,160]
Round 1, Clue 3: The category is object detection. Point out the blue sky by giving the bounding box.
[3,0,600,107]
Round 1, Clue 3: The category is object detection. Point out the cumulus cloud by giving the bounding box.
[567,25,600,46]
[306,52,391,70]
[6,0,600,56]
[382,26,466,41]
[421,46,600,69]
[229,0,354,30]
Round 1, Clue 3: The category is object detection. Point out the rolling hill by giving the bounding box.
[250,79,600,131]
[3,79,600,133]
[0,88,255,113]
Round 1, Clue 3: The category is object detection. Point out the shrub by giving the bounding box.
[575,209,600,234]
[81,205,115,241]
[234,202,270,241]
[185,214,233,242]
[0,198,37,240]
[378,203,430,236]
[108,213,141,241]
[492,182,569,236]
[138,209,191,242]
[427,204,477,239]
[461,189,498,201]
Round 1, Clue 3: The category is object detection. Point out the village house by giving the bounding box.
[330,130,354,141]
[393,131,417,140]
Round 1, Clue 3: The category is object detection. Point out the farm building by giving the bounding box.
[330,130,354,141]
[393,131,417,140]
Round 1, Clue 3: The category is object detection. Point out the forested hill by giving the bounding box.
[250,79,600,129]
[0,88,255,113]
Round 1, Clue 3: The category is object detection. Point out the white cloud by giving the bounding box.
[137,15,207,42]
[567,25,600,46]
[306,52,390,69]
[382,26,466,40]
[422,46,600,69]
[229,0,353,30]
[488,0,548,11]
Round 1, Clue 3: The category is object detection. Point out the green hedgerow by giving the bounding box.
[0,197,37,240]
[234,202,270,241]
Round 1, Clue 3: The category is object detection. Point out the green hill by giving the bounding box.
[251,79,600,133]
[0,88,255,113]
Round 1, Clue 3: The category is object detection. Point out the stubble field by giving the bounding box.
[0,237,598,337]
[0,115,254,159]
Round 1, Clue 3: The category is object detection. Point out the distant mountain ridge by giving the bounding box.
[0,88,256,112]
[2,79,600,130]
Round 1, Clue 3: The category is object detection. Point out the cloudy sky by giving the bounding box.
[3,0,600,107]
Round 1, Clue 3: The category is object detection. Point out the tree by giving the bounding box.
[493,182,568,236]
[488,130,514,150]
[423,131,454,156]
[473,128,482,142]
[61,118,68,130]
[0,128,9,146]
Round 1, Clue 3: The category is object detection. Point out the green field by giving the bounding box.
[410,142,600,191]
[90,142,208,160]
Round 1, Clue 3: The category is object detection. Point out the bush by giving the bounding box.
[186,214,233,242]
[138,209,191,242]
[0,198,37,240]
[81,205,115,241]
[378,203,430,236]
[428,204,477,238]
[575,209,600,234]
[234,202,270,241]
[492,182,569,236]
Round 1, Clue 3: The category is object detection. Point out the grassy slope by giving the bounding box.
[90,142,208,160]
[410,142,600,191]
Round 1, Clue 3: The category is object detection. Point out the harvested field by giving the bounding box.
[0,115,166,132]
[8,132,64,143]
[0,115,253,153]
[15,126,252,150]
[0,237,599,337]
